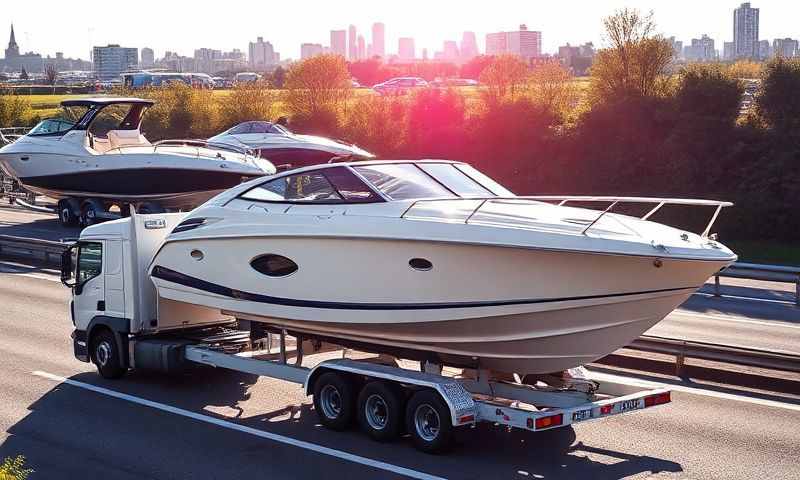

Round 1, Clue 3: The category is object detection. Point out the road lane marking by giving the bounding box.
[0,261,61,282]
[588,370,800,413]
[32,371,446,480]
[672,309,800,330]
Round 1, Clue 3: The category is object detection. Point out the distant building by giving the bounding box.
[398,37,415,61]
[557,42,594,75]
[2,24,44,73]
[249,37,278,69]
[758,39,771,60]
[348,25,358,60]
[486,25,541,60]
[723,41,735,61]
[685,35,716,62]
[357,35,366,60]
[442,41,460,61]
[668,37,683,60]
[460,32,479,62]
[301,43,323,60]
[194,48,222,74]
[773,38,799,58]
[140,47,155,68]
[330,30,347,57]
[733,2,759,59]
[93,44,138,81]
[372,22,385,58]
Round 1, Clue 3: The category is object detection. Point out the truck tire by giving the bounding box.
[80,199,104,227]
[313,372,355,431]
[57,199,79,227]
[405,389,453,454]
[90,329,127,379]
[357,381,404,441]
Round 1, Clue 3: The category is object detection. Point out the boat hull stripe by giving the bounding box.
[150,265,698,311]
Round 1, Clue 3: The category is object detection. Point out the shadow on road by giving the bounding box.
[1,364,684,479]
[682,285,799,324]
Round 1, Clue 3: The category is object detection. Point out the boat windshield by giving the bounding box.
[353,164,455,200]
[229,121,289,135]
[27,105,89,136]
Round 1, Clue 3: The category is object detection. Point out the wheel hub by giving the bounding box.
[414,404,441,441]
[96,341,112,366]
[365,394,388,430]
[319,384,342,419]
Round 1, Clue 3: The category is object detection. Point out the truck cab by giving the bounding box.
[61,212,232,377]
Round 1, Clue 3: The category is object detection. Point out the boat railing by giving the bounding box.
[0,127,30,145]
[107,139,260,158]
[401,196,733,238]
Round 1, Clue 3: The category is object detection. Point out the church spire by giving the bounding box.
[9,24,17,48]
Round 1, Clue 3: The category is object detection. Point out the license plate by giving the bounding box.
[572,408,593,421]
[617,399,643,413]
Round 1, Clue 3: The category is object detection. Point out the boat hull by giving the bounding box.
[151,236,726,374]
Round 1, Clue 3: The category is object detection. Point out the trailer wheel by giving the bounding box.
[80,199,104,227]
[138,202,165,214]
[90,329,126,379]
[313,372,355,430]
[406,390,453,454]
[357,381,404,441]
[57,199,79,227]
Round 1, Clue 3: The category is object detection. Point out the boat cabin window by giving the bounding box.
[418,163,493,197]
[240,166,380,203]
[89,103,141,138]
[353,163,454,200]
[27,105,89,136]
[454,164,514,196]
[249,122,285,134]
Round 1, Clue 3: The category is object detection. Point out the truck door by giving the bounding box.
[73,241,105,330]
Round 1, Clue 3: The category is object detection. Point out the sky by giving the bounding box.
[4,0,799,61]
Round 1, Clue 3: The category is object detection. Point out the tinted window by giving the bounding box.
[242,172,343,202]
[251,254,298,277]
[324,167,381,202]
[418,163,492,197]
[259,148,336,169]
[354,164,454,200]
[454,164,514,196]
[77,242,102,286]
[249,122,282,134]
[229,123,252,134]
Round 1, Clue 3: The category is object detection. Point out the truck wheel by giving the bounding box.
[90,329,126,379]
[357,381,404,441]
[57,199,79,227]
[405,390,453,454]
[313,372,355,431]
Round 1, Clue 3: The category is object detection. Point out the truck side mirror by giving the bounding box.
[61,245,76,288]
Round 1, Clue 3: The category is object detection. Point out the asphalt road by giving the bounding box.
[1,264,799,479]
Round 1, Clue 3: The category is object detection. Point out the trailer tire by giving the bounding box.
[138,202,165,214]
[357,381,404,441]
[80,199,104,227]
[405,390,453,454]
[57,199,79,227]
[90,329,126,379]
[313,372,355,431]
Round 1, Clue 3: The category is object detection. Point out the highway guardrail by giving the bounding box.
[0,235,71,265]
[628,334,800,375]
[714,262,800,306]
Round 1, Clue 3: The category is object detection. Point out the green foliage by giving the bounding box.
[340,95,407,156]
[755,57,800,135]
[675,64,743,121]
[218,84,281,129]
[285,54,352,125]
[0,456,33,480]
[0,93,32,128]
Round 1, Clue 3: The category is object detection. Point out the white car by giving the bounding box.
[372,77,429,96]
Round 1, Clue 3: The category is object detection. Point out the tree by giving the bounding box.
[675,64,742,121]
[45,64,57,85]
[589,9,674,103]
[0,93,32,128]
[348,58,387,86]
[479,55,529,102]
[270,66,286,89]
[285,54,352,133]
[528,61,579,120]
[755,57,800,135]
[460,55,493,80]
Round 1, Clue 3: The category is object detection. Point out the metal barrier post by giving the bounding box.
[796,276,799,307]
[714,274,721,297]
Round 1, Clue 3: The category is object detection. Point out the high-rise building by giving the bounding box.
[249,37,278,68]
[460,32,479,61]
[194,48,222,73]
[733,2,759,59]
[372,22,385,58]
[92,44,138,81]
[758,39,771,59]
[686,35,715,62]
[330,30,347,57]
[668,37,683,60]
[398,37,415,61]
[773,38,799,58]
[723,42,735,60]
[442,41,460,61]
[357,35,366,60]
[140,47,155,68]
[486,25,541,59]
[348,25,358,60]
[301,43,324,59]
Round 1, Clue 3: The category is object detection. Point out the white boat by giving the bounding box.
[0,98,275,224]
[148,160,736,375]
[208,121,374,170]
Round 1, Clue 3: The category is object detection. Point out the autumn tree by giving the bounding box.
[527,61,579,120]
[285,54,352,132]
[589,9,674,103]
[479,54,529,102]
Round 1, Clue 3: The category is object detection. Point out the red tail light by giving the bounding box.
[644,391,671,407]
[535,414,563,429]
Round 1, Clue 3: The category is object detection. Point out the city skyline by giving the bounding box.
[3,0,799,61]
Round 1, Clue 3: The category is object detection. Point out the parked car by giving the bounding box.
[372,77,429,95]
[430,78,479,88]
